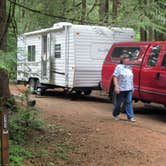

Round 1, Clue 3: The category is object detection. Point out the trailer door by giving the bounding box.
[41,34,49,83]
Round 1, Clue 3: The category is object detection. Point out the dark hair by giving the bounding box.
[120,59,123,64]
[120,54,129,64]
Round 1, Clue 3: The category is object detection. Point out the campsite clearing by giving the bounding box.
[11,84,166,166]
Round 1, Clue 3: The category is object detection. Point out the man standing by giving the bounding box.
[112,54,136,122]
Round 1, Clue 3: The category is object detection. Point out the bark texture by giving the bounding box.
[0,69,10,103]
[0,0,6,50]
[99,0,109,23]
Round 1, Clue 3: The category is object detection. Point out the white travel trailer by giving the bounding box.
[17,22,135,95]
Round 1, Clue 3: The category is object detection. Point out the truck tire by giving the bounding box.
[29,79,36,94]
[83,90,92,96]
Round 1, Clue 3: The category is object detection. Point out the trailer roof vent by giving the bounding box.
[53,22,72,28]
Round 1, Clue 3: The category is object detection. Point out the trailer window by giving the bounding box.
[147,45,161,67]
[54,44,61,58]
[111,47,141,59]
[28,45,36,61]
[161,51,166,67]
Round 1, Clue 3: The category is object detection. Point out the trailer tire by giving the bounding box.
[83,90,92,96]
[76,90,82,95]
[29,79,36,94]
[36,88,46,96]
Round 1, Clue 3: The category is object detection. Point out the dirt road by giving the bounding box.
[11,85,166,166]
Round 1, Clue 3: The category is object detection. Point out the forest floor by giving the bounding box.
[10,84,166,166]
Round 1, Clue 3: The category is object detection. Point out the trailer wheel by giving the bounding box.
[29,79,36,94]
[36,88,46,96]
[76,90,82,95]
[83,90,92,96]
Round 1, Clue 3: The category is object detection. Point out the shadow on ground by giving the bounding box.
[36,89,166,122]
[133,104,166,123]
[36,89,111,103]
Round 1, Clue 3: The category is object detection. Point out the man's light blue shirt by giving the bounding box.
[113,64,134,91]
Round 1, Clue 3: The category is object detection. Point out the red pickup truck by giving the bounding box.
[101,41,166,106]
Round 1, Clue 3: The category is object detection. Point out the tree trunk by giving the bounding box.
[112,0,121,25]
[81,0,86,24]
[112,0,117,24]
[146,0,155,41]
[0,69,10,102]
[148,27,155,41]
[155,31,166,41]
[0,0,6,50]
[99,0,109,24]
[140,28,147,41]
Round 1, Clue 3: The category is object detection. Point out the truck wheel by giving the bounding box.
[84,90,92,96]
[29,79,36,94]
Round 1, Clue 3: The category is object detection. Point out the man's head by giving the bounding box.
[120,54,130,65]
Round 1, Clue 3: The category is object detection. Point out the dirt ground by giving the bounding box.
[10,85,166,166]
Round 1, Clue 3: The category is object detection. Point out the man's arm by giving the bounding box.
[113,76,120,94]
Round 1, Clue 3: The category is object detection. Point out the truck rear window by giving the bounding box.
[111,47,141,59]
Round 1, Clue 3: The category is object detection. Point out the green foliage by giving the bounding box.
[9,104,43,144]
[117,0,166,33]
[54,143,70,161]
[0,0,164,81]
[11,0,165,42]
[0,50,17,80]
[8,91,43,165]
[10,142,32,166]
[15,0,74,33]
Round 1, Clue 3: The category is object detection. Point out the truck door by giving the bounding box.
[156,47,166,104]
[140,43,165,104]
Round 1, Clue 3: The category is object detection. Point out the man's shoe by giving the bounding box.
[113,116,120,121]
[128,118,136,122]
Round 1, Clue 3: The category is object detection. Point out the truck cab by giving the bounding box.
[101,41,166,106]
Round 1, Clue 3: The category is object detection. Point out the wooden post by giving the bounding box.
[0,69,10,165]
[0,108,9,165]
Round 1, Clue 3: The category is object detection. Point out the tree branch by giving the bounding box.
[87,0,98,17]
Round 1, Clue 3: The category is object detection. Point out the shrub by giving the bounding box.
[8,91,43,165]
